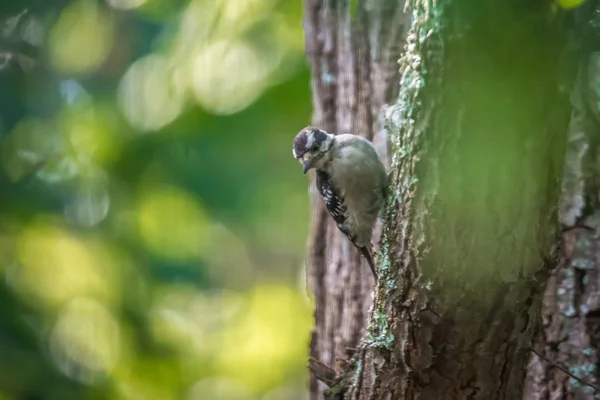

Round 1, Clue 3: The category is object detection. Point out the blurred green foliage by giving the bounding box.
[0,0,312,398]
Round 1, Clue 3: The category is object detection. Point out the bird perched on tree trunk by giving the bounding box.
[292,127,388,278]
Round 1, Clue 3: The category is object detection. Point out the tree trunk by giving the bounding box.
[524,2,600,399]
[303,0,408,397]
[304,0,577,399]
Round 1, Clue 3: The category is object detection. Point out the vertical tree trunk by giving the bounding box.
[304,0,577,399]
[303,0,407,398]
[524,2,600,399]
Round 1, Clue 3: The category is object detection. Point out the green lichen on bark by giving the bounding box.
[351,0,450,387]
[370,0,449,351]
[381,0,449,275]
[363,310,395,350]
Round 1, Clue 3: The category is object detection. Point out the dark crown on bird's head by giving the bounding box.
[293,127,329,159]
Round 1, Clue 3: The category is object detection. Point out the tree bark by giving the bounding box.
[303,0,408,398]
[304,0,576,399]
[524,2,600,399]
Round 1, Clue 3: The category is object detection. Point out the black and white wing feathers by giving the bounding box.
[316,171,351,239]
[316,171,377,277]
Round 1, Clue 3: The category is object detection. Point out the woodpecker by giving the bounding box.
[293,127,387,277]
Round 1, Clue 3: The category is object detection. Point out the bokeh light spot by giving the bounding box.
[21,16,45,47]
[556,0,586,9]
[150,285,243,359]
[216,284,311,392]
[50,297,121,384]
[49,0,114,75]
[118,54,185,132]
[113,357,180,400]
[35,156,79,184]
[137,186,209,260]
[64,184,111,228]
[216,0,277,32]
[192,41,274,115]
[60,106,116,164]
[106,0,147,10]
[1,118,61,182]
[13,223,117,308]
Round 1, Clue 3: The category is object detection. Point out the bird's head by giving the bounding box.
[292,127,334,174]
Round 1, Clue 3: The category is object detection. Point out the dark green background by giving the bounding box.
[0,0,312,398]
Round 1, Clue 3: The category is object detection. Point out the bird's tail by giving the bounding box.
[357,245,377,278]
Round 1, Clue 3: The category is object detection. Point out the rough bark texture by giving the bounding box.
[303,0,408,398]
[304,0,576,399]
[523,2,600,399]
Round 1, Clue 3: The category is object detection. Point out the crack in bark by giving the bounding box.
[531,348,600,393]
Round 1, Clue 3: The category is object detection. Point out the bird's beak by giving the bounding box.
[302,160,310,174]
[298,153,314,174]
